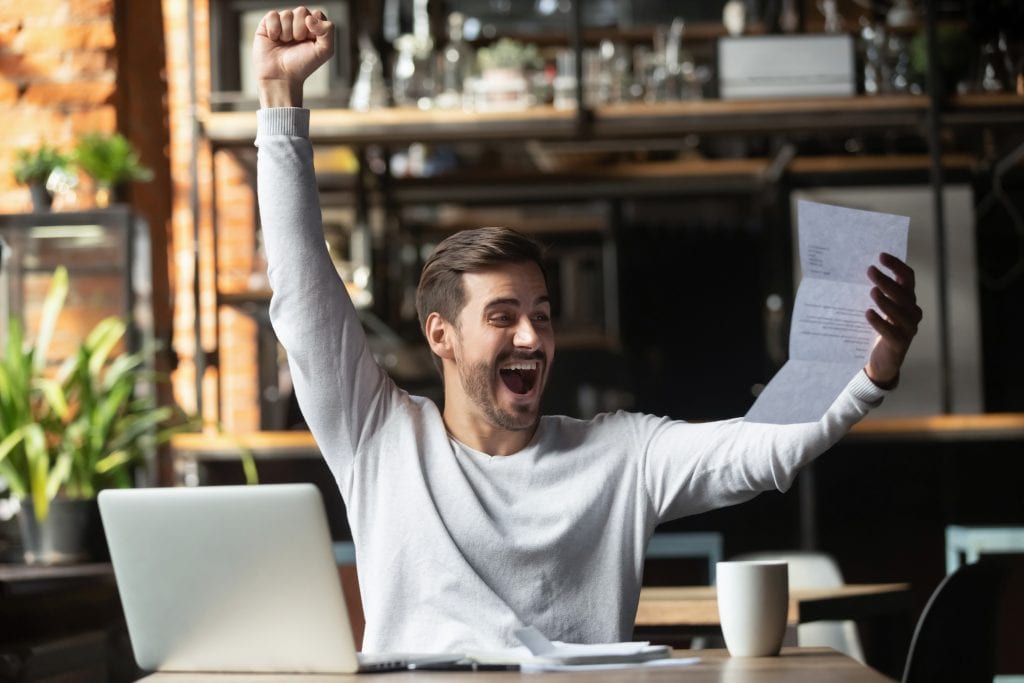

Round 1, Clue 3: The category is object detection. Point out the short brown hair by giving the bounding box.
[416,226,547,335]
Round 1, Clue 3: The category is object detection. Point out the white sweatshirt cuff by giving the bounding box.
[256,107,310,140]
[848,369,888,406]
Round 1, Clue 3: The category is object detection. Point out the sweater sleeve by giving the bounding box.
[641,369,886,522]
[255,108,391,499]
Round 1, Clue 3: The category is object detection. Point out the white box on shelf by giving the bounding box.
[718,34,856,99]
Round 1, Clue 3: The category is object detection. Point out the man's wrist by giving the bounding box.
[258,79,303,108]
[864,367,899,391]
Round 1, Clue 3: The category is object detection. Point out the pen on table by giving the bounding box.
[408,660,521,671]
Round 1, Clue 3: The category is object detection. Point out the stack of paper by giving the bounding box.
[459,626,698,672]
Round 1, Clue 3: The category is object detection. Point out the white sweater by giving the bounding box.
[255,107,887,654]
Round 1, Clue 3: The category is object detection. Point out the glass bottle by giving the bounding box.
[648,18,686,102]
[976,33,1014,93]
[859,18,888,95]
[437,12,475,109]
[392,33,436,108]
[886,32,912,93]
[820,0,842,34]
[349,35,388,111]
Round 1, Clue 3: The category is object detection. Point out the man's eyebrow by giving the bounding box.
[484,297,521,309]
[483,295,551,309]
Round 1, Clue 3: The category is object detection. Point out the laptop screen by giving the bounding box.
[99,484,360,673]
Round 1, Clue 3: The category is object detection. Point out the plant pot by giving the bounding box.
[94,182,126,208]
[29,182,52,212]
[16,498,109,565]
[472,68,530,111]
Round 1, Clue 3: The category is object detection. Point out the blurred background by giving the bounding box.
[0,0,1022,680]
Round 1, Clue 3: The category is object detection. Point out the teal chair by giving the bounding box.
[646,532,723,583]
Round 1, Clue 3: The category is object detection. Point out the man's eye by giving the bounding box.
[490,314,513,325]
[532,313,551,323]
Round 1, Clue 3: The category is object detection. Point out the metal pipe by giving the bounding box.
[799,467,818,550]
[569,0,590,137]
[924,0,952,413]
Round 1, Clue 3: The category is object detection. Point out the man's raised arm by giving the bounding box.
[254,7,388,496]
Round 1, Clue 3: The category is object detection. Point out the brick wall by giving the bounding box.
[0,0,118,211]
[0,0,171,366]
[163,0,261,432]
[0,0,120,354]
[1,0,264,437]
[215,149,260,430]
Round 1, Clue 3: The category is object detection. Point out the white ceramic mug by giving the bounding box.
[716,560,789,657]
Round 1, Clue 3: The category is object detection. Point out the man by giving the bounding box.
[253,7,921,654]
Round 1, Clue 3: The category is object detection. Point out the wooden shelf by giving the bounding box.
[203,94,1024,147]
[788,153,975,174]
[220,289,272,306]
[944,92,1024,126]
[849,413,1024,442]
[591,95,929,136]
[171,431,319,460]
[390,158,772,202]
[174,413,1024,461]
[205,105,578,146]
[333,154,973,204]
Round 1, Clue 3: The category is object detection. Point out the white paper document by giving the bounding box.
[745,200,909,424]
[459,625,698,672]
[518,657,702,673]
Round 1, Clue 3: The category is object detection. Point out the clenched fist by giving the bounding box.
[253,6,335,108]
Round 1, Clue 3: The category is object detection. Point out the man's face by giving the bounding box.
[449,262,555,432]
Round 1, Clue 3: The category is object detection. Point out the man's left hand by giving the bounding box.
[864,252,923,389]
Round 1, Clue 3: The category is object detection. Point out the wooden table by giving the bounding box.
[139,648,896,682]
[636,583,911,629]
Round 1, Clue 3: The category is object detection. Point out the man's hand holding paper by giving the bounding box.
[746,200,921,424]
[865,252,922,388]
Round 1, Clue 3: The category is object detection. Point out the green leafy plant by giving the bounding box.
[13,145,69,186]
[0,267,194,522]
[73,132,153,189]
[477,38,540,72]
[909,26,974,92]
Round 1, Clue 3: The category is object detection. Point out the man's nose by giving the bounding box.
[513,318,540,349]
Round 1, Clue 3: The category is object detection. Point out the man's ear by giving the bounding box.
[425,312,456,360]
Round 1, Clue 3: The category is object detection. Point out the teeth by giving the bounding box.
[501,361,539,371]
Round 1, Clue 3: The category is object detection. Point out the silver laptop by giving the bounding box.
[99,483,462,673]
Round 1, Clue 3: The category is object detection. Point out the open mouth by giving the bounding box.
[499,361,540,395]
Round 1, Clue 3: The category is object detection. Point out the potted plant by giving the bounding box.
[12,144,69,212]
[73,132,153,208]
[472,38,540,110]
[0,267,192,564]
